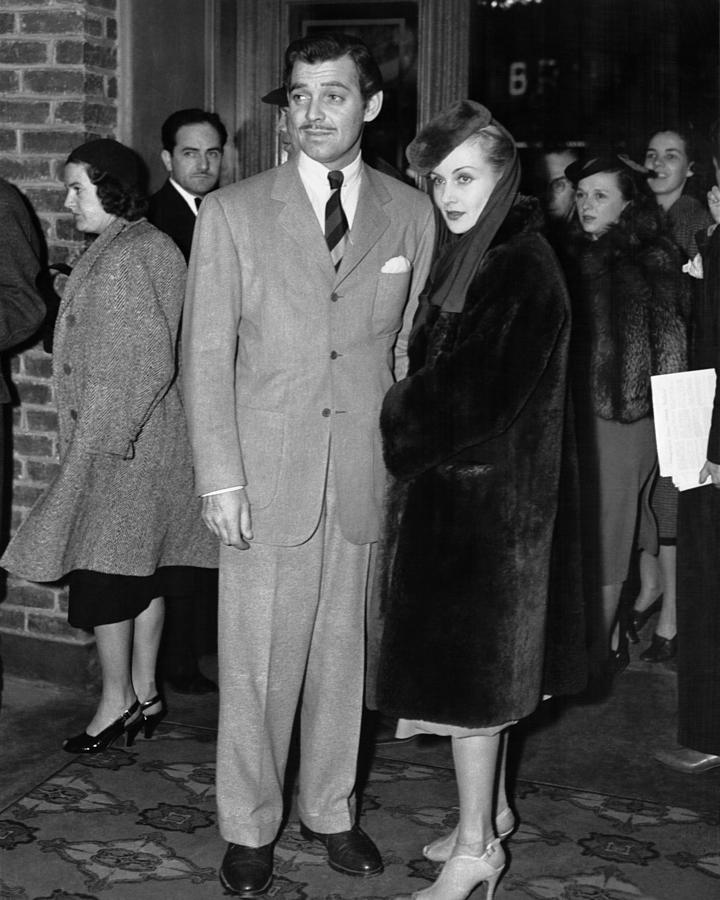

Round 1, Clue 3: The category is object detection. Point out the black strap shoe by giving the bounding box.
[219,842,273,896]
[300,822,383,876]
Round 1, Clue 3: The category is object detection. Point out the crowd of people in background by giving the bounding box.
[1,30,718,900]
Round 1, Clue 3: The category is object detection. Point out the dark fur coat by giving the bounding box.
[566,209,690,424]
[373,198,587,728]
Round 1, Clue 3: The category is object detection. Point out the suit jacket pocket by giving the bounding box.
[371,271,412,336]
[236,405,285,510]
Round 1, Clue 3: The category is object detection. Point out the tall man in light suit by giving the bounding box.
[182,33,434,897]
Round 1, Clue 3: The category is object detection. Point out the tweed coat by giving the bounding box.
[1,218,217,582]
[375,198,587,729]
[182,158,435,546]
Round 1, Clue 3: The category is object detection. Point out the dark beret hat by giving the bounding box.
[66,139,144,191]
[261,86,288,108]
[565,152,651,185]
[406,100,493,175]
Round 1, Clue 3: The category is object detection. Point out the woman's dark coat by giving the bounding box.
[1,218,217,582]
[374,198,587,729]
[566,213,689,425]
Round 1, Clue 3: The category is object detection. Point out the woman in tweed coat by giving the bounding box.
[1,140,217,752]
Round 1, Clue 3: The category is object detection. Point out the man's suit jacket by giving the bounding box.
[182,158,435,547]
[148,180,197,262]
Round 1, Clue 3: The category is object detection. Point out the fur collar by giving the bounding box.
[490,194,546,248]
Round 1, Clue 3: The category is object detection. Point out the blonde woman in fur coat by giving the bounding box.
[375,102,586,900]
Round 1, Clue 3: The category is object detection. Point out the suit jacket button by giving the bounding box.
[330,292,338,302]
[330,350,338,359]
[66,314,76,326]
[63,363,72,374]
[69,409,78,420]
[321,408,331,417]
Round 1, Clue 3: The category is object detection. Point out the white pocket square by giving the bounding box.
[381,256,411,274]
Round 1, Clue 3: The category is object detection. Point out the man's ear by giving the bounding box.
[161,149,173,175]
[686,162,695,178]
[363,91,383,124]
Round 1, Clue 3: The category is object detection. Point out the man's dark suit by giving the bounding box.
[676,225,720,756]
[147,177,218,690]
[148,180,197,262]
[0,178,46,539]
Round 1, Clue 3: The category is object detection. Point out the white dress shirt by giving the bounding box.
[169,178,201,215]
[296,149,363,231]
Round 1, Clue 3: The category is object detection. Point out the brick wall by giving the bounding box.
[0,0,118,676]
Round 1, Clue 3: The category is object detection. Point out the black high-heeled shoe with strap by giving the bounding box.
[63,700,141,754]
[139,694,166,739]
[626,596,663,644]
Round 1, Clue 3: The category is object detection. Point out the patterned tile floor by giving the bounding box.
[1,633,719,899]
[1,719,718,899]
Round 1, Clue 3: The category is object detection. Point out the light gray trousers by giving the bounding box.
[216,468,371,847]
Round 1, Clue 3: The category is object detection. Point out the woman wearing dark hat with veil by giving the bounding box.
[374,101,586,900]
[1,139,216,753]
[562,152,690,682]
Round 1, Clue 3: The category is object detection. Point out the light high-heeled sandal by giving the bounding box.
[412,838,505,900]
[423,807,515,863]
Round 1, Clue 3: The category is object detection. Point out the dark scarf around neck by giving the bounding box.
[423,122,521,316]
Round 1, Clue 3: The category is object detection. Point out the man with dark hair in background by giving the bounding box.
[148,109,227,696]
[149,108,227,262]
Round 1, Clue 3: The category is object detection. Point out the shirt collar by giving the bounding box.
[169,177,203,212]
[296,150,363,190]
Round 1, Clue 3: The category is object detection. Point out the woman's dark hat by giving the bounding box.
[565,152,651,185]
[261,86,288,108]
[66,139,143,190]
[406,100,492,175]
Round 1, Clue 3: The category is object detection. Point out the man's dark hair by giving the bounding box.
[161,108,228,153]
[283,33,383,103]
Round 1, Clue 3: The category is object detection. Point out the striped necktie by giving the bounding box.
[325,169,348,270]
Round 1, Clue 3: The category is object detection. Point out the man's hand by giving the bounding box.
[201,490,254,548]
[699,459,720,488]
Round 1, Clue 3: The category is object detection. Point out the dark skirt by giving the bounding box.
[67,566,205,628]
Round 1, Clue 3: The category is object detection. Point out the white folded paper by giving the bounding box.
[651,368,717,490]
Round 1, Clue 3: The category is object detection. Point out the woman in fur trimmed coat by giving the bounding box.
[563,153,689,678]
[375,102,586,900]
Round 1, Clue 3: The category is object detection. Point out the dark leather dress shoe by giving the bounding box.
[639,633,677,662]
[219,842,273,896]
[300,822,383,876]
[166,671,218,694]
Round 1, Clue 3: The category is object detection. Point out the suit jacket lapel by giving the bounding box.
[335,164,391,287]
[272,163,336,282]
